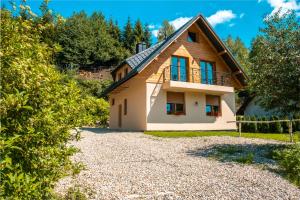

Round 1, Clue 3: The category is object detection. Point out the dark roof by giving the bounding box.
[126,41,164,69]
[104,14,248,95]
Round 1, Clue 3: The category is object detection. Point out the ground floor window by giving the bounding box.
[206,95,221,116]
[166,92,185,115]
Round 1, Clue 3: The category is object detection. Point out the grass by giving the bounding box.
[144,131,299,142]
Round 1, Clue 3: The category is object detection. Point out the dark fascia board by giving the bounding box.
[197,15,248,83]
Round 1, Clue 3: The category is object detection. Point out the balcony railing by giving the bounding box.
[163,65,232,87]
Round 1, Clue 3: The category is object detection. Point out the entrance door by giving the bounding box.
[118,104,122,128]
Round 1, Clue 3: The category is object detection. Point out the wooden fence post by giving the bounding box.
[238,122,242,137]
[289,120,293,143]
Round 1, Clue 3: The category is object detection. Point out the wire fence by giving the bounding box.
[228,119,300,143]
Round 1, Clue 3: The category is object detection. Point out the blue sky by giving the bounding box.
[2,0,300,47]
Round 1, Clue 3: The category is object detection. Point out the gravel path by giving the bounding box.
[56,128,300,199]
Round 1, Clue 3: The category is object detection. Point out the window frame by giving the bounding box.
[124,68,128,76]
[166,92,186,115]
[170,55,189,82]
[200,59,216,85]
[187,31,197,43]
[124,98,127,115]
[205,95,221,117]
[111,98,115,106]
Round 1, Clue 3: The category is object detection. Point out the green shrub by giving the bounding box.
[273,144,300,186]
[260,116,270,133]
[76,78,112,99]
[269,116,278,133]
[0,10,93,199]
[82,96,109,126]
[249,116,258,133]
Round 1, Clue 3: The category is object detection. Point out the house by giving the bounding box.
[237,95,278,117]
[104,14,247,131]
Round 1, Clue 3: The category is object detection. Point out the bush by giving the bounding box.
[76,78,112,99]
[82,96,109,126]
[0,10,94,199]
[249,116,258,133]
[260,116,270,133]
[273,144,300,186]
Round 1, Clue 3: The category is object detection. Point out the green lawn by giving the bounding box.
[144,131,299,142]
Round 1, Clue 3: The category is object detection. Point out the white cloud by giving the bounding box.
[229,23,235,27]
[151,30,159,37]
[239,13,245,18]
[207,10,236,27]
[267,0,300,16]
[169,17,192,30]
[148,24,155,29]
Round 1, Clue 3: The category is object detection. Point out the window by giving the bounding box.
[206,95,221,116]
[111,98,115,106]
[124,99,127,115]
[166,92,185,115]
[187,32,197,42]
[118,73,122,81]
[200,61,215,85]
[171,56,188,82]
[124,68,128,76]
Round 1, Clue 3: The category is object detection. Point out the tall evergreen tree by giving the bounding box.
[224,35,251,74]
[157,20,175,42]
[133,19,144,44]
[249,10,300,115]
[108,18,121,42]
[143,23,152,47]
[122,17,135,53]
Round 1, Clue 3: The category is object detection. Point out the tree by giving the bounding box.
[57,11,129,68]
[122,17,135,53]
[108,18,121,42]
[133,19,144,44]
[249,10,300,116]
[224,35,251,74]
[0,9,88,198]
[157,20,175,42]
[143,23,152,47]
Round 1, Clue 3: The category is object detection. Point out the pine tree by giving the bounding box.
[108,19,121,42]
[224,35,250,74]
[133,19,144,44]
[122,17,135,53]
[143,23,152,47]
[157,20,175,42]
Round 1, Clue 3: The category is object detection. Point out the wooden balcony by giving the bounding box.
[162,66,234,94]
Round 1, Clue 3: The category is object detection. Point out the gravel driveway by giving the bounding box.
[56,128,300,199]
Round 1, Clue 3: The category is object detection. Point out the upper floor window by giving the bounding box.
[200,61,215,85]
[111,98,115,106]
[118,73,122,81]
[166,92,185,115]
[206,95,221,116]
[187,32,197,42]
[124,68,128,76]
[171,56,188,82]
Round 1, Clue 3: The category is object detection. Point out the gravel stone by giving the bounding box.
[55,128,300,199]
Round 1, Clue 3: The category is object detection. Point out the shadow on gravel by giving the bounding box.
[186,143,287,166]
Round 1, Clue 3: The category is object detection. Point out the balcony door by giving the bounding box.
[171,56,187,82]
[200,61,215,85]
